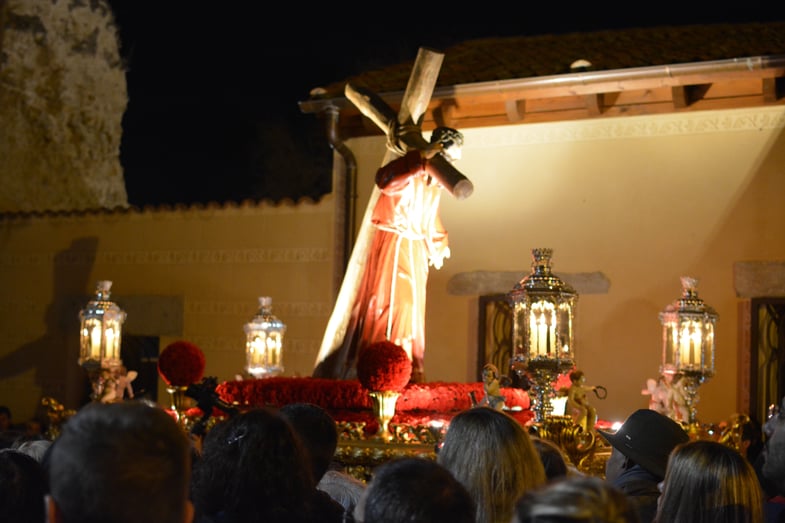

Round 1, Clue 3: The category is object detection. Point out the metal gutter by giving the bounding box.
[299,55,785,114]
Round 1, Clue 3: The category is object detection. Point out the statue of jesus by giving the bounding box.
[313,127,464,383]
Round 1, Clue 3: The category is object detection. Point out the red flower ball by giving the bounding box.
[157,340,206,386]
[357,341,412,392]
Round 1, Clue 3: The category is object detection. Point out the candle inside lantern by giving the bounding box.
[266,333,281,366]
[90,324,102,360]
[250,335,265,366]
[549,323,556,353]
[105,327,117,360]
[538,314,547,355]
[529,311,538,356]
[679,323,690,366]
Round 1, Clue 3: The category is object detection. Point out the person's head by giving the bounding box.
[531,436,570,481]
[14,438,52,463]
[0,449,47,523]
[45,400,193,523]
[430,126,464,162]
[437,407,546,523]
[599,408,689,481]
[0,406,11,431]
[762,400,785,495]
[354,457,475,523]
[190,407,315,521]
[279,402,339,482]
[656,440,764,523]
[514,475,640,523]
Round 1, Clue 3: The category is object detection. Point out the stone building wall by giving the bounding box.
[0,0,128,213]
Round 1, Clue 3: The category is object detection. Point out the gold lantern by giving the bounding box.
[659,276,718,425]
[508,248,577,423]
[244,296,286,378]
[78,280,127,400]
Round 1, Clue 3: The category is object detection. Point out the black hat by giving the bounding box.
[598,409,689,479]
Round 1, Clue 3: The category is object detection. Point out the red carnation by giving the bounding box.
[158,340,206,386]
[357,341,412,392]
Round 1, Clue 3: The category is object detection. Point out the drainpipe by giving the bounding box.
[322,103,357,296]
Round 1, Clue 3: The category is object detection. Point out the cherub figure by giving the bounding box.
[641,365,687,422]
[98,366,137,403]
[565,369,598,432]
[478,363,505,411]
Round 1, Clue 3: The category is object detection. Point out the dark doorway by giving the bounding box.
[121,335,159,402]
[748,298,785,426]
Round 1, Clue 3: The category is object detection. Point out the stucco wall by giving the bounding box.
[345,105,785,423]
[1,106,784,425]
[0,200,334,420]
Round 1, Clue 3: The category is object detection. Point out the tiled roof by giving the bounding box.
[314,22,785,98]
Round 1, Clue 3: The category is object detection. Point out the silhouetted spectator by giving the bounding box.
[354,457,475,523]
[514,474,640,523]
[0,406,21,449]
[599,409,688,523]
[437,406,546,523]
[190,407,343,523]
[531,436,573,481]
[279,402,365,516]
[762,397,785,523]
[0,448,47,523]
[655,439,764,523]
[45,400,193,523]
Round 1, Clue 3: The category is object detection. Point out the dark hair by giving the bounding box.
[655,440,763,523]
[763,404,785,495]
[191,407,337,522]
[279,402,338,482]
[515,475,640,523]
[358,457,475,523]
[0,449,47,523]
[45,401,191,523]
[531,436,570,481]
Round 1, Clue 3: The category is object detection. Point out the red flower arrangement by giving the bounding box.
[356,341,412,392]
[157,340,206,386]
[213,377,534,433]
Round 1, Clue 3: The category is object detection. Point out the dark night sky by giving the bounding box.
[107,4,785,207]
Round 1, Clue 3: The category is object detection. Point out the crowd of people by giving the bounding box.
[1,396,785,523]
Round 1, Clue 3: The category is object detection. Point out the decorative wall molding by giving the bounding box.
[734,261,785,298]
[0,248,330,267]
[447,270,611,296]
[469,106,785,147]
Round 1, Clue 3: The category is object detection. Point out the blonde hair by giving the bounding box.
[437,407,546,523]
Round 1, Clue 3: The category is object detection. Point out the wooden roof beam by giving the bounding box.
[504,99,526,123]
[763,77,784,102]
[432,101,458,128]
[584,93,603,115]
[670,84,712,108]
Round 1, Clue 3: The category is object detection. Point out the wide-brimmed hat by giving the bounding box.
[598,409,689,478]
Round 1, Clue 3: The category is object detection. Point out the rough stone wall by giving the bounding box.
[0,0,128,213]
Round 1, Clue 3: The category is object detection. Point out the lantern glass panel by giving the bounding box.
[78,280,125,368]
[244,296,285,378]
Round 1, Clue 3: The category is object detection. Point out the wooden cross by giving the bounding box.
[315,47,473,373]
